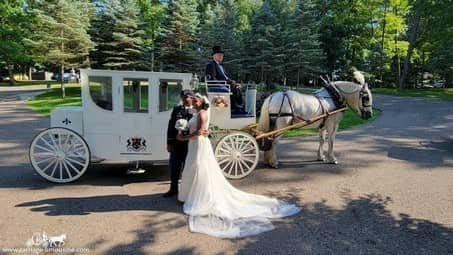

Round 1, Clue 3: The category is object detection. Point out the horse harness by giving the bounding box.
[267,91,306,130]
[267,84,345,130]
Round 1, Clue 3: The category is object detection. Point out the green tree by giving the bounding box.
[197,0,242,80]
[244,0,280,83]
[285,0,324,86]
[102,0,143,70]
[157,0,199,72]
[28,0,95,97]
[137,0,165,71]
[0,0,33,85]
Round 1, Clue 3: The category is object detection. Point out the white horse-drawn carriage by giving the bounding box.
[29,69,261,183]
[29,69,373,183]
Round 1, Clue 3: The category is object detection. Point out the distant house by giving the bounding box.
[31,71,53,80]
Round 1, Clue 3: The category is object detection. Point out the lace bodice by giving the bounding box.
[188,112,198,133]
[188,110,210,134]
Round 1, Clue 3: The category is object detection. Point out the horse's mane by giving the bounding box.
[334,81,362,94]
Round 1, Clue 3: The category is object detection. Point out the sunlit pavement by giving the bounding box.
[0,89,452,254]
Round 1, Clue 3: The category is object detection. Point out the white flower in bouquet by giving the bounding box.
[175,119,189,134]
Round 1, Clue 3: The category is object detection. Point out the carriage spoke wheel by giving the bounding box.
[214,132,259,179]
[29,127,90,183]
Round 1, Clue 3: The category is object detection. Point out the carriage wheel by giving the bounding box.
[214,132,259,179]
[29,127,90,183]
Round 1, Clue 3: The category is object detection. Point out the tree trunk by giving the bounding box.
[29,67,32,81]
[399,12,421,90]
[7,64,15,86]
[395,5,400,85]
[379,0,388,82]
[296,68,300,88]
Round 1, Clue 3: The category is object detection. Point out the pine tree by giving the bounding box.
[285,0,324,86]
[157,0,199,72]
[197,1,241,80]
[137,0,165,71]
[101,0,144,70]
[29,0,95,97]
[245,0,280,83]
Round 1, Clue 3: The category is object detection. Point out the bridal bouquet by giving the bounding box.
[175,119,189,134]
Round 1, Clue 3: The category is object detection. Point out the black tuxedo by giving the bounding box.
[166,104,192,192]
[205,61,234,84]
[205,61,243,112]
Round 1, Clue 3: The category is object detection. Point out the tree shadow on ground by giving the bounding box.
[15,193,181,216]
[16,190,453,254]
[0,162,171,190]
[236,191,453,255]
[15,193,196,254]
[99,212,195,255]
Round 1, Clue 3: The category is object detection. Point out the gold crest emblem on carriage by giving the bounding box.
[126,137,147,152]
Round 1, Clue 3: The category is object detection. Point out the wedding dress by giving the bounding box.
[178,111,300,238]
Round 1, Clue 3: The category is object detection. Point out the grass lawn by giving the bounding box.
[0,80,62,86]
[26,84,81,117]
[283,108,379,138]
[372,87,453,101]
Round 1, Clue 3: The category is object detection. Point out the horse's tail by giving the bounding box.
[353,70,365,85]
[257,96,271,132]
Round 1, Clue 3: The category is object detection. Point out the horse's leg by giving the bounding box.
[317,128,327,161]
[326,116,341,164]
[264,140,278,168]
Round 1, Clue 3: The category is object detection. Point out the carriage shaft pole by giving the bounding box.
[255,107,347,140]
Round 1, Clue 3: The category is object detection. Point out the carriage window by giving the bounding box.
[123,78,148,113]
[159,79,182,112]
[88,76,113,111]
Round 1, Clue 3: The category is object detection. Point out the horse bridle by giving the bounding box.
[360,88,371,109]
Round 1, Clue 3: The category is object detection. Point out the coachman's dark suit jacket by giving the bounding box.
[205,61,243,110]
[205,61,234,85]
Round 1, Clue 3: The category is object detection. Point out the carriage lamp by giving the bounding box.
[190,73,199,91]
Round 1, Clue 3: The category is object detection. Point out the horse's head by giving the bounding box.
[334,71,373,119]
[359,83,373,119]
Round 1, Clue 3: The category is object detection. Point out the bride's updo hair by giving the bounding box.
[194,93,210,110]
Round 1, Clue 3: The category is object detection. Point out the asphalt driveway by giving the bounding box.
[0,87,452,255]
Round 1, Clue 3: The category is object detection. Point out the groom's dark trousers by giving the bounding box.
[168,145,188,191]
[167,104,192,193]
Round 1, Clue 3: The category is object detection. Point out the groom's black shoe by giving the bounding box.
[163,189,178,198]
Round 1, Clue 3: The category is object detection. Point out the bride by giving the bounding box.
[176,93,300,238]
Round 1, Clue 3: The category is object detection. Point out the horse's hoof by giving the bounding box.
[268,163,279,169]
[317,157,326,162]
[331,160,338,165]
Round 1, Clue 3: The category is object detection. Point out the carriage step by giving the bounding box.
[126,168,146,174]
[231,113,255,118]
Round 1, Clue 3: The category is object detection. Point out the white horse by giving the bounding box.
[257,71,373,168]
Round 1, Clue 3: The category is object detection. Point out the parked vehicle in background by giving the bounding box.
[433,80,446,88]
[52,72,77,82]
[0,76,11,82]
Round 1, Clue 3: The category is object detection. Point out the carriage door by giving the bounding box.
[153,78,184,159]
[118,77,154,160]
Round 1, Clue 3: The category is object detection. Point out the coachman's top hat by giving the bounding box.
[211,45,224,56]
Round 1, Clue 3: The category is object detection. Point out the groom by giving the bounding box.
[163,90,194,197]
